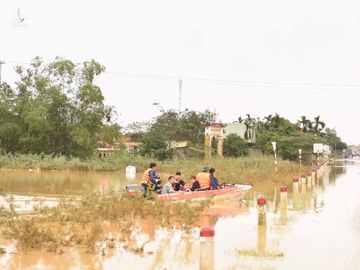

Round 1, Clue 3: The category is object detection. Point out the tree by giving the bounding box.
[138,135,174,160]
[297,116,313,133]
[0,57,120,158]
[223,134,248,157]
[144,109,213,145]
[312,115,325,134]
[322,128,347,151]
[0,83,21,153]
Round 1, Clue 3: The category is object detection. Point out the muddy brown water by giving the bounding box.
[0,161,359,269]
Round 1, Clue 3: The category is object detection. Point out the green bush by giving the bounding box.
[223,134,248,157]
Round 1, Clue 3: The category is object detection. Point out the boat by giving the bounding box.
[125,183,252,202]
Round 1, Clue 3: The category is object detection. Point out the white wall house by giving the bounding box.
[223,122,256,143]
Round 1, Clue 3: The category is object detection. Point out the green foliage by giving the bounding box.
[223,134,248,157]
[0,57,120,158]
[131,109,212,160]
[255,114,346,160]
[145,110,213,144]
[322,128,347,151]
[138,136,174,160]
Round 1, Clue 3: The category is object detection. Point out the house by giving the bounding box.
[122,136,141,153]
[169,141,188,157]
[96,140,119,157]
[223,122,256,144]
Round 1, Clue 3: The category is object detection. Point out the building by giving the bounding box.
[223,122,256,144]
[122,136,141,153]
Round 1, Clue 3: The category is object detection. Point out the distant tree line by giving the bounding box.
[0,57,347,161]
[127,112,347,160]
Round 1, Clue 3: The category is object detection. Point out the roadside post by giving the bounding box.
[292,178,300,210]
[293,178,299,194]
[200,227,215,270]
[280,186,287,201]
[312,170,316,185]
[280,186,288,225]
[271,142,278,178]
[307,172,312,189]
[301,174,306,193]
[257,196,267,226]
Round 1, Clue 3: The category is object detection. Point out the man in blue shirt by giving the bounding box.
[209,168,221,189]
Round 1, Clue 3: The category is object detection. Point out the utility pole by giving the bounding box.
[178,79,182,113]
[0,60,5,84]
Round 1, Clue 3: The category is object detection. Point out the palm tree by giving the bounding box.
[297,116,312,132]
[244,114,256,142]
[313,115,325,134]
[271,113,281,129]
[244,122,251,140]
[263,114,273,130]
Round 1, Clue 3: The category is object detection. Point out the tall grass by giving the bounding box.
[0,154,309,185]
[0,191,212,252]
[0,153,150,171]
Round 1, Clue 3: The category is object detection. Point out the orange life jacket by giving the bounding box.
[140,168,152,184]
[196,172,210,189]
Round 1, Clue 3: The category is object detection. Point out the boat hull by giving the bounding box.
[157,184,252,202]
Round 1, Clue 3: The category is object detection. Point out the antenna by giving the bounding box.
[178,79,182,113]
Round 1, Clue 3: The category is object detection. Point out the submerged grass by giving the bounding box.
[0,190,213,253]
[0,154,309,185]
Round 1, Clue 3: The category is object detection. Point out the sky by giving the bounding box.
[1,0,360,144]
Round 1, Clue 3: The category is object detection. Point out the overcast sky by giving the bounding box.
[1,0,360,144]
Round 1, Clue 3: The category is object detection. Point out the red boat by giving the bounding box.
[125,184,252,202]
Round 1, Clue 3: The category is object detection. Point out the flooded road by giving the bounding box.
[0,161,360,269]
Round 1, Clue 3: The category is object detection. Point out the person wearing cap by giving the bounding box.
[196,166,211,189]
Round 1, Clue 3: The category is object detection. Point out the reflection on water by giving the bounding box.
[0,170,134,196]
[1,162,360,269]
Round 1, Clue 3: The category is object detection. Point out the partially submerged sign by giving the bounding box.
[313,143,323,154]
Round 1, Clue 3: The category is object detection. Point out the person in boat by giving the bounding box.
[140,162,159,192]
[189,176,201,191]
[196,166,211,190]
[173,172,186,191]
[155,174,162,191]
[162,176,176,194]
[209,168,221,189]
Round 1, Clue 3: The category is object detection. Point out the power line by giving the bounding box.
[4,58,360,90]
[104,71,360,89]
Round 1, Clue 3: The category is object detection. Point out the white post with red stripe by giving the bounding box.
[257,196,267,226]
[293,178,299,194]
[280,186,288,224]
[200,227,215,270]
[280,186,288,201]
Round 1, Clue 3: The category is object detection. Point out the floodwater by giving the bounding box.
[0,161,360,269]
